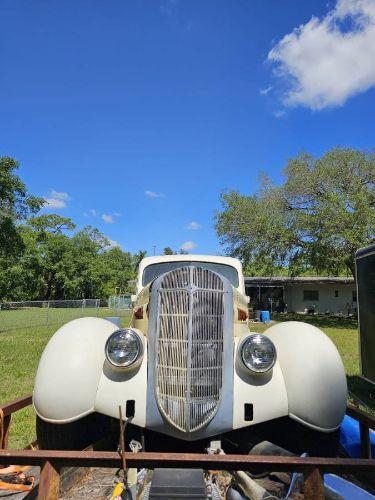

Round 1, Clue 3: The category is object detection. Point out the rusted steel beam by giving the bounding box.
[303,467,324,500]
[347,403,375,430]
[0,450,374,473]
[0,415,11,470]
[0,394,32,417]
[0,415,11,450]
[38,460,60,500]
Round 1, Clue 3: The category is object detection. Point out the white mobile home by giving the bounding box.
[245,276,356,315]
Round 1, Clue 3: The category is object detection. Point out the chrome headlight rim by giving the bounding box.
[240,333,276,373]
[105,328,143,368]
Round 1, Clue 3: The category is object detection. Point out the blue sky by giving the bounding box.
[1,0,375,255]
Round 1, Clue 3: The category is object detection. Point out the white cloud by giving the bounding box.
[268,0,375,110]
[83,208,97,217]
[145,190,164,198]
[45,198,66,209]
[186,221,202,230]
[180,240,197,252]
[259,86,273,96]
[102,214,114,224]
[44,189,71,209]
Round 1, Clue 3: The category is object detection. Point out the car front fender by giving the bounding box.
[265,321,348,432]
[33,317,118,423]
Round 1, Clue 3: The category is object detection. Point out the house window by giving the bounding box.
[335,290,339,298]
[303,290,319,301]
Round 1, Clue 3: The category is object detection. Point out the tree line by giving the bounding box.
[215,148,375,278]
[2,147,374,301]
[0,157,146,301]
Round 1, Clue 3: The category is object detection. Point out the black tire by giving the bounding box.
[36,413,117,450]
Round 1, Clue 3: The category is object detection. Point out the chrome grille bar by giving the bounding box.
[155,266,225,432]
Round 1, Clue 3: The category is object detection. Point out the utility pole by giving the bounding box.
[153,245,156,256]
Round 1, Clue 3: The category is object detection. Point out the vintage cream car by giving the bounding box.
[33,255,347,453]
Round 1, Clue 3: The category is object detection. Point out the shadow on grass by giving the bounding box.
[272,312,358,330]
[347,375,375,413]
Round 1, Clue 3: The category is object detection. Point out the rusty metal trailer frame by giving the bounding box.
[1,394,374,500]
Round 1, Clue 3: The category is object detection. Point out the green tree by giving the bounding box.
[0,157,156,301]
[0,223,70,300]
[28,214,76,235]
[59,227,110,299]
[215,148,375,277]
[0,157,44,256]
[0,226,45,300]
[0,217,139,301]
[133,250,147,269]
[93,247,136,299]
[163,247,189,255]
[163,247,175,255]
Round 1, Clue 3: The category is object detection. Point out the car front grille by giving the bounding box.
[155,266,225,432]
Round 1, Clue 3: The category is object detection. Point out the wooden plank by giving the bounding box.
[303,467,324,500]
[0,395,32,417]
[0,450,374,474]
[360,422,372,459]
[38,461,60,500]
[347,403,375,430]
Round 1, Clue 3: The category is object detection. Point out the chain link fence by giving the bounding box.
[106,295,133,326]
[0,299,100,333]
[108,295,132,310]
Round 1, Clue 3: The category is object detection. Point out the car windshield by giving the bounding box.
[142,261,239,287]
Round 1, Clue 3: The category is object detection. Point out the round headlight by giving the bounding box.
[105,329,142,367]
[241,334,276,373]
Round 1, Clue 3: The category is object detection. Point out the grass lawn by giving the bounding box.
[0,308,132,448]
[1,310,373,448]
[250,314,375,412]
[0,305,105,333]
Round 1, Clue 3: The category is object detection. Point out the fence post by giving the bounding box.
[45,301,50,326]
[303,467,324,500]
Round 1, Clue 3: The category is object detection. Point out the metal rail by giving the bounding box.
[2,448,375,471]
[0,394,374,500]
[1,394,33,417]
[0,394,32,450]
[347,402,374,459]
[0,449,374,499]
